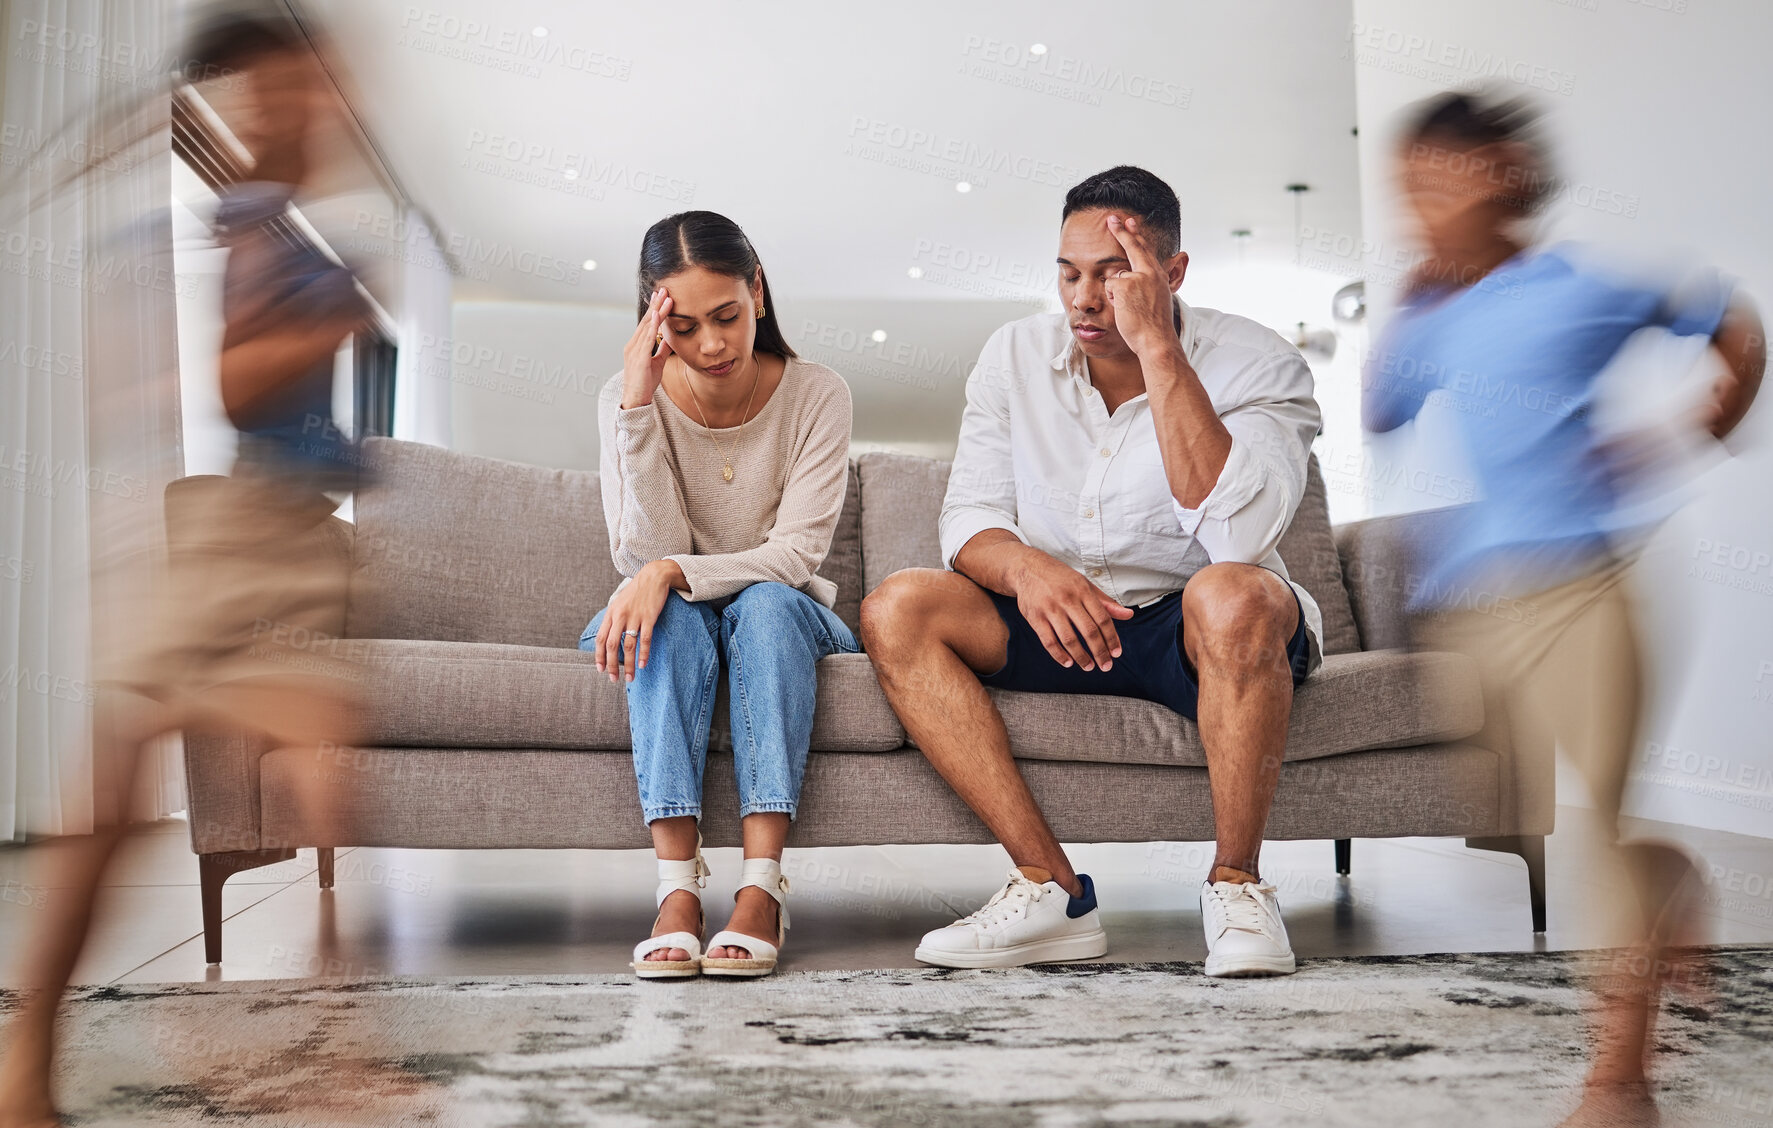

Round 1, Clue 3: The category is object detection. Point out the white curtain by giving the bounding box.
[1,0,182,839]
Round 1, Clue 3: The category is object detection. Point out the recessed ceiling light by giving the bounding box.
[907,266,924,279]
[531,26,549,37]
[582,259,597,271]
[955,181,972,193]
[871,329,887,343]
[1029,43,1048,55]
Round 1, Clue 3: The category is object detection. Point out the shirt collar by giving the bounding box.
[1049,298,1202,377]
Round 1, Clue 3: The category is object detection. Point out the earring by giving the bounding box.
[755,303,765,319]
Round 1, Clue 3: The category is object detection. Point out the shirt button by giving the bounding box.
[1082,509,1094,519]
[1089,568,1104,578]
[1099,447,1112,458]
[1083,386,1095,396]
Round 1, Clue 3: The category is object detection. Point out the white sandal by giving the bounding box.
[631,849,711,979]
[702,857,791,978]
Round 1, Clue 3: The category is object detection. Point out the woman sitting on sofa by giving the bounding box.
[582,211,855,980]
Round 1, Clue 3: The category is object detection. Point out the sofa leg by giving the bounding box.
[1334,839,1352,876]
[1466,835,1548,933]
[198,848,298,964]
[317,847,335,889]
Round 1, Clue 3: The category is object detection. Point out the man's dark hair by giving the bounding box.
[1062,166,1182,260]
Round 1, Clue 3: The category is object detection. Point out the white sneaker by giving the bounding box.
[915,868,1108,969]
[1200,880,1296,977]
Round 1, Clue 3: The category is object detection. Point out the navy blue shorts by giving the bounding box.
[979,583,1312,721]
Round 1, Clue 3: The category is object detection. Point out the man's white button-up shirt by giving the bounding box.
[939,304,1325,668]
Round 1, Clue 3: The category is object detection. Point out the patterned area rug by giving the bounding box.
[13,947,1771,1127]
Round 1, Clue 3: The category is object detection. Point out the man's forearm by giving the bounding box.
[953,529,1045,598]
[1143,345,1231,509]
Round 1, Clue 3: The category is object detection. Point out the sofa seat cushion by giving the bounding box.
[911,649,1482,769]
[359,641,903,752]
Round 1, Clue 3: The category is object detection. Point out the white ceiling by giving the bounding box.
[297,0,1363,307]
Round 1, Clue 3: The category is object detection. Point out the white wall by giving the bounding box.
[1349,0,1773,836]
[446,301,628,471]
[446,297,1049,470]
[451,270,1372,520]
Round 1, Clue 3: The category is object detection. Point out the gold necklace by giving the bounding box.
[682,356,762,483]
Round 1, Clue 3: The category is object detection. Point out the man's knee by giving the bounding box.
[860,569,945,654]
[1182,564,1296,665]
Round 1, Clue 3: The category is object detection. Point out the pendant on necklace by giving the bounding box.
[722,465,734,482]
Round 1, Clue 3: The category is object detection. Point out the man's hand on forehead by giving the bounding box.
[1102,214,1180,360]
[1105,213,1164,274]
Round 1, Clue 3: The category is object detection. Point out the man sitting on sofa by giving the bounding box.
[861,166,1323,976]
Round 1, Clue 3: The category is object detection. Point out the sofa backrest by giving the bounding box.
[346,438,865,646]
[856,451,1363,655]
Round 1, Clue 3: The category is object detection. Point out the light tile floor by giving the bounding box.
[2,807,1769,987]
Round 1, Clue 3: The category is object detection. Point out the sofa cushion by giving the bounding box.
[349,438,864,647]
[821,463,865,637]
[858,451,950,595]
[1275,458,1362,655]
[856,451,1362,655]
[358,640,903,752]
[348,439,621,647]
[906,649,1483,768]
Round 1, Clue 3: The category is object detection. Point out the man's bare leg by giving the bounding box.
[861,569,1082,896]
[1180,563,1301,887]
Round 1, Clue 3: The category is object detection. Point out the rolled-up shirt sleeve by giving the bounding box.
[1171,352,1320,565]
[940,328,1029,569]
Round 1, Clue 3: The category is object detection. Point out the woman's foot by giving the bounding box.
[642,888,703,964]
[707,884,782,960]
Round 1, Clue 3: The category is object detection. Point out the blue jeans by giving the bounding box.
[581,581,859,824]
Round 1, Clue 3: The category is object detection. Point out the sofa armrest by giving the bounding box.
[1333,507,1553,836]
[183,727,272,854]
[1474,671,1557,837]
[165,476,354,857]
[1333,507,1460,652]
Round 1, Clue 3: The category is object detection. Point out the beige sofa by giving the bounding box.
[181,437,1551,963]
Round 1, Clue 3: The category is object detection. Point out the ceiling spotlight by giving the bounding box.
[531,26,549,37]
[1029,43,1048,55]
[871,329,888,343]
[582,259,597,271]
[955,181,972,193]
[907,266,924,279]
